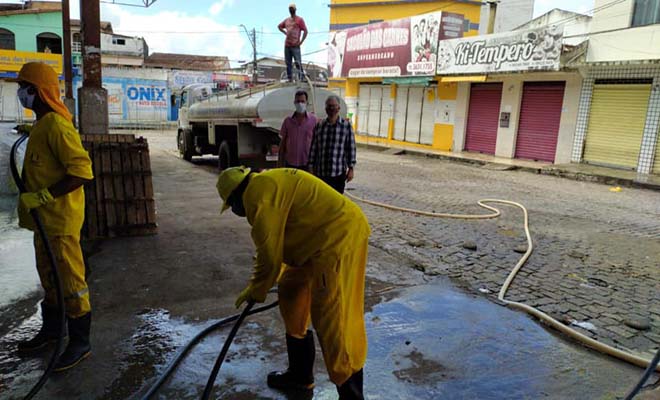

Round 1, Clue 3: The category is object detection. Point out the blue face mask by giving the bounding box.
[17,86,35,109]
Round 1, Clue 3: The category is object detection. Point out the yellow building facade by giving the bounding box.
[328,0,483,151]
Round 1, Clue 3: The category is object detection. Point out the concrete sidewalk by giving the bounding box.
[357,141,660,191]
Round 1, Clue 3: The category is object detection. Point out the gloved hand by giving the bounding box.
[235,285,256,309]
[20,188,54,210]
[14,124,33,134]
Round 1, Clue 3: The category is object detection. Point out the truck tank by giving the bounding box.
[187,84,348,131]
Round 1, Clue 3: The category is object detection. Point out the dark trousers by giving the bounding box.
[320,174,346,194]
[284,46,303,81]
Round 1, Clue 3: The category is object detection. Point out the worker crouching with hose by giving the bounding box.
[11,62,94,371]
[217,167,370,399]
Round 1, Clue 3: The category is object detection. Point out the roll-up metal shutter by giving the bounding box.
[404,86,424,143]
[465,83,502,154]
[515,82,565,162]
[0,81,21,121]
[357,84,371,135]
[393,86,409,141]
[367,86,383,137]
[584,84,651,169]
[419,85,437,145]
[380,85,392,138]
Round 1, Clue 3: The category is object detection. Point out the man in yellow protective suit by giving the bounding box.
[217,167,370,399]
[11,62,94,372]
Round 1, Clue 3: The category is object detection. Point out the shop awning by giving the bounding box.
[440,75,487,82]
[382,76,433,86]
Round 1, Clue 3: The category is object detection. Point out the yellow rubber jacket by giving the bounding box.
[243,168,370,301]
[18,112,93,236]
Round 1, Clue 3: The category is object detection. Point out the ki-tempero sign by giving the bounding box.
[436,26,564,74]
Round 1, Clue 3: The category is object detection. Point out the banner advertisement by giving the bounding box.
[75,76,169,122]
[0,50,63,74]
[168,70,213,88]
[436,26,563,75]
[328,11,464,79]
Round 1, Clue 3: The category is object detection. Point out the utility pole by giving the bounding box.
[252,28,258,85]
[62,0,75,120]
[240,25,258,85]
[78,0,108,134]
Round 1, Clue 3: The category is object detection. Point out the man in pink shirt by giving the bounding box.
[278,3,307,82]
[279,90,317,170]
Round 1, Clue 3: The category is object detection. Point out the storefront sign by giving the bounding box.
[168,70,213,88]
[436,26,563,74]
[212,73,250,82]
[328,11,464,78]
[0,50,63,74]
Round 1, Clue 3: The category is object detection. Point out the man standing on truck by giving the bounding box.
[308,95,356,194]
[278,90,317,170]
[278,3,308,82]
[217,166,369,399]
[11,62,94,372]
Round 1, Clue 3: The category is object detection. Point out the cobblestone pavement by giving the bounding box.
[350,147,660,360]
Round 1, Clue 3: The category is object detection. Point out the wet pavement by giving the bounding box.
[0,129,656,399]
[0,196,39,310]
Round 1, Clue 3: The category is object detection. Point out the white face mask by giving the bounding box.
[294,102,306,114]
[17,87,35,110]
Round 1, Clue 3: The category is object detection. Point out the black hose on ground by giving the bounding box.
[139,300,279,400]
[10,134,67,400]
[623,348,660,400]
[201,300,256,400]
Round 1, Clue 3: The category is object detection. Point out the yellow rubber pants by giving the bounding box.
[277,238,368,386]
[34,233,90,318]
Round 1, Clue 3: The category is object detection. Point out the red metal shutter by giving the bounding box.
[465,83,502,154]
[515,82,566,162]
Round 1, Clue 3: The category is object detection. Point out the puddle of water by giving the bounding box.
[0,195,39,309]
[0,309,48,394]
[104,309,339,400]
[365,284,641,400]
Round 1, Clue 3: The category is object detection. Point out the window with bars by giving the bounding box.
[632,0,660,27]
[36,32,62,54]
[0,28,15,50]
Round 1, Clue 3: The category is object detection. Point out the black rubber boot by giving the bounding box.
[17,303,64,353]
[54,312,91,372]
[337,369,364,400]
[267,330,315,391]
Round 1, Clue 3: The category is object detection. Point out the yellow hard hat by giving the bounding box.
[216,166,251,213]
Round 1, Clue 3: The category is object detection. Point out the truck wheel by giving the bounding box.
[218,141,234,171]
[178,129,194,161]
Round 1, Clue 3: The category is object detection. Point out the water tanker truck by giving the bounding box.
[176,82,347,170]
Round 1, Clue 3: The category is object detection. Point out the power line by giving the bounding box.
[0,21,331,36]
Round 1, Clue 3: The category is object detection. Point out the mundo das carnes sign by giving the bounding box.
[436,26,563,74]
[328,11,464,78]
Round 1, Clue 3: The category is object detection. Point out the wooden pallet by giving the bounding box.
[81,133,157,239]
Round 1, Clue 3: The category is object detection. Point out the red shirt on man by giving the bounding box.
[278,16,307,47]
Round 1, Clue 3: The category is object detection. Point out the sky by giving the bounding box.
[6,0,594,67]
